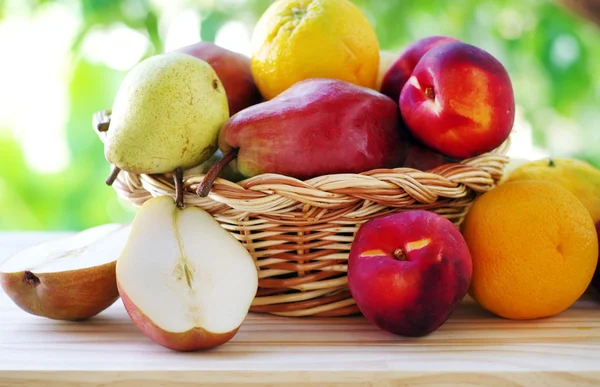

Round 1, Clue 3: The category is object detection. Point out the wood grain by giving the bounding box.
[1,232,600,386]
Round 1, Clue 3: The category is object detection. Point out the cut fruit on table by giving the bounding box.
[116,195,259,352]
[0,223,131,321]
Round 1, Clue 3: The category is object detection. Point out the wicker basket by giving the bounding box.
[104,117,510,317]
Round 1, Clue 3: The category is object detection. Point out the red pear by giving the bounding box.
[217,78,408,180]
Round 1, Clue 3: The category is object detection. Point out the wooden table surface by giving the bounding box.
[1,232,600,386]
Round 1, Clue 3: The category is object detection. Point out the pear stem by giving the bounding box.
[93,110,111,143]
[23,271,40,286]
[106,165,121,186]
[196,148,239,197]
[95,114,110,132]
[174,167,184,209]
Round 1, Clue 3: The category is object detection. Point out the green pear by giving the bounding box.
[104,52,229,175]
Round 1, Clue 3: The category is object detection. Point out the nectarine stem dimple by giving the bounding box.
[174,167,184,209]
[393,248,406,261]
[424,87,435,100]
[196,148,239,197]
[23,271,40,286]
[105,165,121,186]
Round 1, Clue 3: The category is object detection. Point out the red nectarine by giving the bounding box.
[348,210,472,337]
[399,42,515,159]
[380,36,460,103]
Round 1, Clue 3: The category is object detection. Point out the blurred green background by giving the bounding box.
[0,0,598,231]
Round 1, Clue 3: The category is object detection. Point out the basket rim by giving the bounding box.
[173,136,509,187]
[109,137,510,216]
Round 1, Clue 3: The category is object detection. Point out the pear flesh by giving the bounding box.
[105,52,229,175]
[116,195,258,351]
[0,223,131,320]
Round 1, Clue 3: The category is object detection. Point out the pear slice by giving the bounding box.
[116,195,258,352]
[0,223,131,321]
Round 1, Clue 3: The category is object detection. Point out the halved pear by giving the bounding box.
[0,223,131,320]
[116,195,258,352]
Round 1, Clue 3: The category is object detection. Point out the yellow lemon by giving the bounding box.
[503,157,600,221]
[250,0,380,100]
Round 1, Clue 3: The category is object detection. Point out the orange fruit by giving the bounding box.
[461,180,598,320]
[250,0,380,100]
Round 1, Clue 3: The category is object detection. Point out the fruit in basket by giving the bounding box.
[250,0,380,100]
[402,134,460,171]
[399,41,515,159]
[116,195,258,351]
[502,157,600,294]
[176,42,262,116]
[216,78,407,181]
[376,50,399,91]
[101,52,229,180]
[380,35,460,103]
[347,210,472,337]
[462,180,598,320]
[0,224,130,321]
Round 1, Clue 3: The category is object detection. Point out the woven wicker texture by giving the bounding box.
[111,140,510,317]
